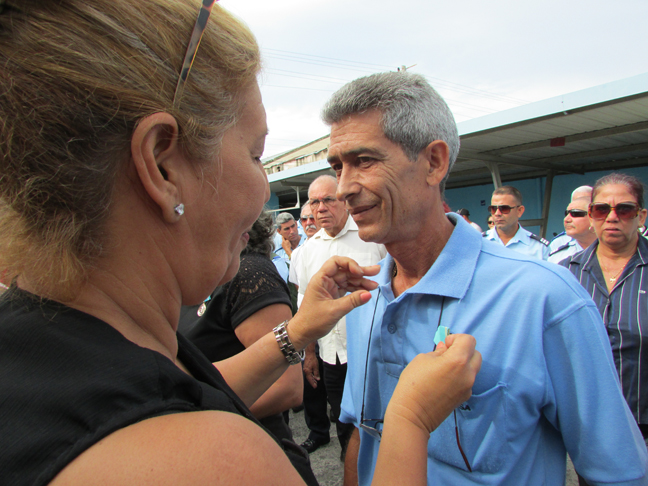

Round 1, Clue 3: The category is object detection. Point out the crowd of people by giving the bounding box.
[1,1,647,486]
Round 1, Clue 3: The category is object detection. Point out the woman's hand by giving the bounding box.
[385,334,482,435]
[288,256,380,350]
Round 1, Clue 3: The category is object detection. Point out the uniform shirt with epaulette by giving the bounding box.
[483,224,550,260]
[547,238,584,264]
[548,232,571,253]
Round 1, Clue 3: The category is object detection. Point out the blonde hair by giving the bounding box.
[0,0,261,299]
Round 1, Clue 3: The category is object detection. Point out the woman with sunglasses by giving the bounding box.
[562,173,648,472]
[547,198,597,263]
[0,1,481,485]
[486,215,495,229]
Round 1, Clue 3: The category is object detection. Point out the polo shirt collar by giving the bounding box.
[314,213,355,241]
[378,213,479,300]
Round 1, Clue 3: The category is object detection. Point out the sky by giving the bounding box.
[219,0,648,159]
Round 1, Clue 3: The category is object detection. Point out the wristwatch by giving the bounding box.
[273,320,303,365]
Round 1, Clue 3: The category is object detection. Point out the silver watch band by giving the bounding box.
[273,320,303,365]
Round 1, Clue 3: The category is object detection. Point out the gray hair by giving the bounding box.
[322,72,460,192]
[276,212,295,227]
[571,186,593,201]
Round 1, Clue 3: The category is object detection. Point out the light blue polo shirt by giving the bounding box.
[484,224,550,260]
[340,214,647,486]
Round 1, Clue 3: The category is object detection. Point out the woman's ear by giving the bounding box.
[130,113,185,223]
[423,140,450,187]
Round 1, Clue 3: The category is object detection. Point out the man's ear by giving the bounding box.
[517,205,526,219]
[422,140,450,187]
[131,113,184,223]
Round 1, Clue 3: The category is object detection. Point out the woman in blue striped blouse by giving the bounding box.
[562,173,648,483]
[560,173,648,486]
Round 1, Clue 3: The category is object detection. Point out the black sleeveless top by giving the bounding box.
[0,288,317,486]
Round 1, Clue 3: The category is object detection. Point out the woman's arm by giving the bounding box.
[372,334,481,486]
[50,334,479,486]
[234,303,303,418]
[215,256,379,408]
[49,411,308,486]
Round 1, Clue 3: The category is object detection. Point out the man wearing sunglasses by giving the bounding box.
[323,72,647,486]
[483,186,550,260]
[548,185,593,253]
[548,197,597,263]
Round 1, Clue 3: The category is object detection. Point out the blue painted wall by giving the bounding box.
[445,166,648,240]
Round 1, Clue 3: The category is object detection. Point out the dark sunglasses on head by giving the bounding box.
[487,205,519,215]
[564,209,588,218]
[589,202,641,221]
[173,0,219,107]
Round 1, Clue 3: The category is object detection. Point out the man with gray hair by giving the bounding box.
[323,72,646,485]
[275,212,304,264]
[295,175,386,457]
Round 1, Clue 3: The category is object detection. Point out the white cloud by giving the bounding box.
[220,0,648,158]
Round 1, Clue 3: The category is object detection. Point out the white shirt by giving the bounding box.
[469,221,483,232]
[289,243,306,307]
[296,215,386,364]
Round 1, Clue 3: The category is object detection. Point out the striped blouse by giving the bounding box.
[561,237,648,424]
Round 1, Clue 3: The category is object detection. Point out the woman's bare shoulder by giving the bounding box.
[49,411,305,486]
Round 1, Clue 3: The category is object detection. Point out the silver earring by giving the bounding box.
[174,203,185,216]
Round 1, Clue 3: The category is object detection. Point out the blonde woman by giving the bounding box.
[0,1,480,485]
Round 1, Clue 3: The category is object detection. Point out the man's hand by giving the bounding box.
[281,238,293,257]
[302,343,320,389]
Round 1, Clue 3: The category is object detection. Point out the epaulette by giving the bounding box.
[549,243,570,256]
[529,233,549,246]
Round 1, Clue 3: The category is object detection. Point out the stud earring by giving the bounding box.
[174,204,185,216]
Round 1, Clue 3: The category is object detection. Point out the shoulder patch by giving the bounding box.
[529,233,549,246]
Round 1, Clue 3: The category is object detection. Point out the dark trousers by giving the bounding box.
[322,356,354,452]
[302,354,330,441]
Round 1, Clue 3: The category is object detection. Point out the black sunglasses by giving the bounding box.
[360,291,472,472]
[564,209,588,218]
[487,205,519,215]
[589,202,641,221]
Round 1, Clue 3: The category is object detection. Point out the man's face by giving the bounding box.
[490,194,524,234]
[564,199,591,239]
[279,219,300,247]
[300,206,318,238]
[308,179,348,237]
[328,110,439,245]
